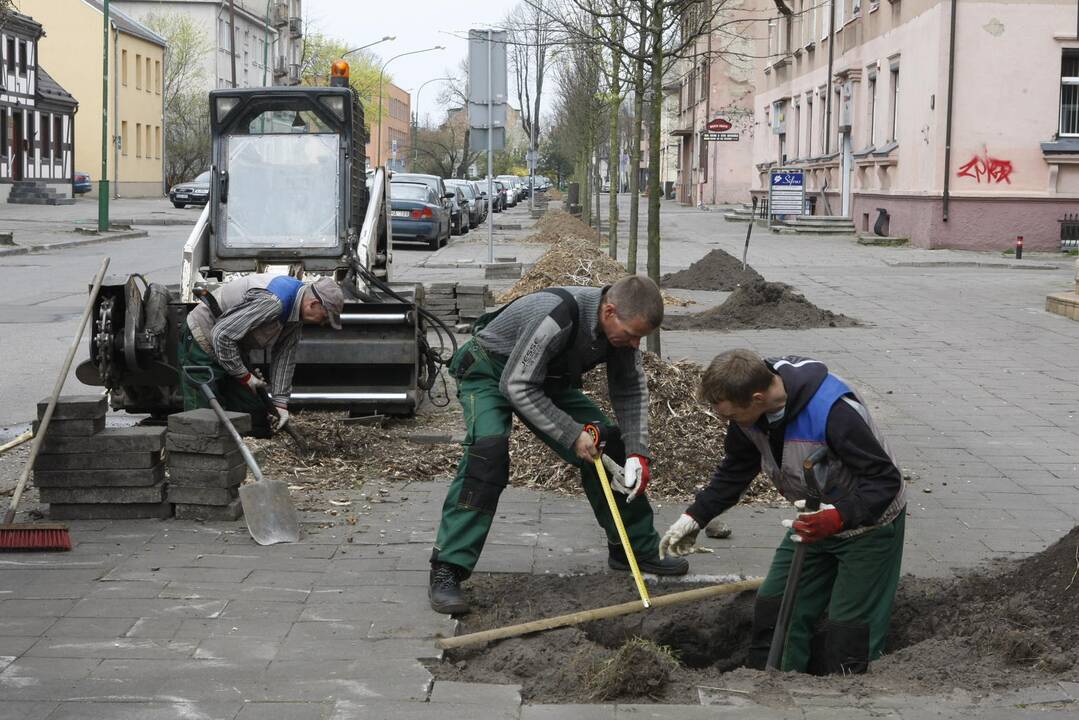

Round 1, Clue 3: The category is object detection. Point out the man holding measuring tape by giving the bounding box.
[429,276,689,615]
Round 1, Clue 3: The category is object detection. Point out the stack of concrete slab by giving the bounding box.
[423,282,458,324]
[166,409,251,521]
[455,284,490,323]
[484,262,522,280]
[32,395,171,520]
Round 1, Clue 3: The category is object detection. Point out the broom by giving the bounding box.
[1,256,110,552]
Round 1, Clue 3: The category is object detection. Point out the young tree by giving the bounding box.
[143,12,213,188]
[298,31,385,131]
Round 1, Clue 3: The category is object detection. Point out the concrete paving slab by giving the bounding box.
[234,702,328,720]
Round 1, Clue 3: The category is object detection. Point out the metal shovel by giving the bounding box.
[183,367,301,545]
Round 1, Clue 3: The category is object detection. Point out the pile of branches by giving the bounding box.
[498,238,691,307]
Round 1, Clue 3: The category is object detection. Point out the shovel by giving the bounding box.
[256,387,309,454]
[183,367,301,545]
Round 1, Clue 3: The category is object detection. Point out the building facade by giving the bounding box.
[0,11,78,203]
[113,0,303,90]
[753,0,1079,250]
[25,0,165,198]
[368,82,411,172]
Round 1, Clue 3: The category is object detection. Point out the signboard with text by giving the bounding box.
[768,169,805,217]
[704,132,739,142]
[707,118,732,132]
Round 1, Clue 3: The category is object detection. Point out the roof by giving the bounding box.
[2,9,45,40]
[81,0,167,47]
[36,66,78,111]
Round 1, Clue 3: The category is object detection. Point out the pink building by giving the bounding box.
[752,0,1079,250]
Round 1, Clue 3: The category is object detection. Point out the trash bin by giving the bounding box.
[664,181,675,200]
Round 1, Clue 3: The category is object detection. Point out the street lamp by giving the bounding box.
[412,76,453,162]
[377,46,445,167]
[343,35,395,58]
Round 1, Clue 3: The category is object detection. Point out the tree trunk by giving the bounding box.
[646,0,664,356]
[607,50,621,259]
[627,2,646,274]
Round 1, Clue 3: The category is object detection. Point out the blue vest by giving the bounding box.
[266,275,303,324]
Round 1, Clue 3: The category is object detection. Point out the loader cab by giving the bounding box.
[206,83,370,273]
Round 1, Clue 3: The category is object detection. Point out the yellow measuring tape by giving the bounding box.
[593,456,651,608]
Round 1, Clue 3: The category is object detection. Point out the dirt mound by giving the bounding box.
[660,248,763,291]
[524,209,598,244]
[431,527,1079,703]
[664,280,859,331]
[497,238,691,307]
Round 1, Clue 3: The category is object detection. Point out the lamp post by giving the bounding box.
[98,0,110,232]
[412,76,452,163]
[377,46,444,167]
[343,35,395,59]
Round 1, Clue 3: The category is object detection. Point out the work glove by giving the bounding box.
[270,403,290,432]
[239,372,266,394]
[611,454,650,502]
[659,513,701,559]
[781,500,844,543]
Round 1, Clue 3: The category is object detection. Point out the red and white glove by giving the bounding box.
[239,372,266,394]
[271,403,290,432]
[610,454,650,501]
[782,500,844,543]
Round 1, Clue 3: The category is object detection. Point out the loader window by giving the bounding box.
[222,133,340,249]
[245,109,335,135]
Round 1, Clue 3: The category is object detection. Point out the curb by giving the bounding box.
[884,260,1063,271]
[0,229,150,257]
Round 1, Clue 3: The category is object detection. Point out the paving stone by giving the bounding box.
[41,426,166,454]
[235,703,328,720]
[167,484,240,506]
[37,395,107,420]
[32,416,105,436]
[521,706,616,720]
[429,680,521,705]
[0,701,60,720]
[48,501,173,520]
[174,499,243,521]
[43,701,244,720]
[167,408,252,436]
[40,484,166,505]
[166,432,241,455]
[168,450,245,471]
[33,464,166,488]
[34,451,161,471]
[168,464,248,488]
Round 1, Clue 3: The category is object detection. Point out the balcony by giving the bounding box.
[287,63,300,85]
[272,2,288,27]
[288,17,302,39]
[273,56,287,79]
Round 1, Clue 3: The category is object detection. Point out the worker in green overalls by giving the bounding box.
[429,275,689,615]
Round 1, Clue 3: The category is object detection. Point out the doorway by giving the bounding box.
[11,111,23,181]
[840,131,852,217]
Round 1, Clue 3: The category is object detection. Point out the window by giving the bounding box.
[40,113,50,161]
[53,116,61,158]
[155,126,161,158]
[136,122,142,157]
[121,121,128,156]
[136,53,142,89]
[5,37,14,73]
[155,60,161,93]
[822,1,830,41]
[1,111,7,159]
[792,103,801,158]
[866,73,877,146]
[889,63,900,141]
[836,0,846,26]
[805,95,814,157]
[1061,51,1079,136]
[18,40,26,76]
[145,125,151,158]
[145,57,151,93]
[122,49,128,85]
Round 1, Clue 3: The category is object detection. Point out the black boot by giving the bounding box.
[746,595,782,670]
[429,562,470,615]
[607,544,689,576]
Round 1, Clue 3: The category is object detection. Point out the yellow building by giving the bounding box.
[23,0,165,197]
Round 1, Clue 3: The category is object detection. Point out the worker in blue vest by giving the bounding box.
[660,349,906,674]
[179,273,343,437]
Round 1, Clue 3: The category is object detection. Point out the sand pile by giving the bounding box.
[660,248,763,291]
[664,280,858,331]
[524,209,599,244]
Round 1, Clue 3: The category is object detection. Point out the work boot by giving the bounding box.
[429,562,470,615]
[607,544,689,576]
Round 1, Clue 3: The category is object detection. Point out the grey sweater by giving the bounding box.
[474,287,650,457]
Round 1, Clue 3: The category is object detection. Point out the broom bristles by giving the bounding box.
[0,523,72,552]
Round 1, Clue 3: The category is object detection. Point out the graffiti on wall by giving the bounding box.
[957,149,1013,184]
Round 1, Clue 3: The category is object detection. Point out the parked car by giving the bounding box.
[169,171,210,208]
[390,173,453,216]
[73,171,92,194]
[467,181,489,223]
[496,175,518,206]
[447,179,483,228]
[448,185,470,236]
[492,180,508,211]
[389,181,450,250]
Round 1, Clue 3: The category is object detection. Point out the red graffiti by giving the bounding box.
[957,151,1013,184]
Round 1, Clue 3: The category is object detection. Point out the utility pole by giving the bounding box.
[229,0,237,88]
[487,29,494,264]
[98,0,110,232]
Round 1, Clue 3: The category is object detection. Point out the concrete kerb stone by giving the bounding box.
[168,409,252,436]
[34,451,161,471]
[41,426,165,454]
[174,498,243,521]
[47,501,174,520]
[166,433,243,455]
[0,229,150,257]
[37,396,107,420]
[168,464,248,488]
[168,450,245,471]
[167,485,239,506]
[39,484,166,504]
[32,465,166,488]
[32,416,105,436]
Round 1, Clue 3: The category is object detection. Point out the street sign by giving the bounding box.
[525,150,537,170]
[467,30,508,105]
[707,118,732,132]
[469,126,506,152]
[768,168,805,217]
[704,132,739,142]
[467,102,508,129]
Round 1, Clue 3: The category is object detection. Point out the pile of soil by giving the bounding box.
[664,280,859,331]
[660,248,763,291]
[431,526,1079,703]
[524,209,599,244]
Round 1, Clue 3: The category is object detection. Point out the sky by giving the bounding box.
[302,0,501,126]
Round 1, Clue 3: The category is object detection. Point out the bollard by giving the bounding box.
[1015,236,1023,260]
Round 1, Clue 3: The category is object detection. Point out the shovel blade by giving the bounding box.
[239,479,301,545]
